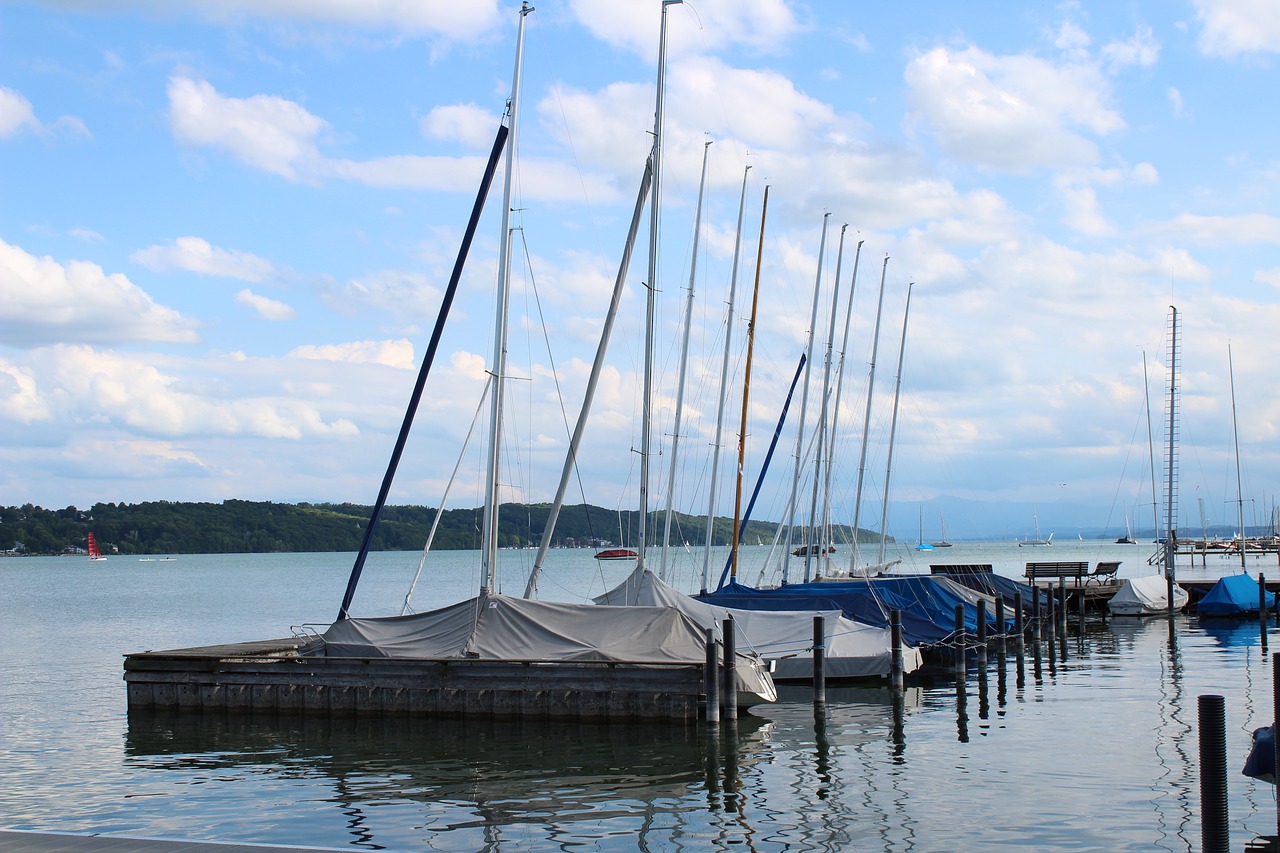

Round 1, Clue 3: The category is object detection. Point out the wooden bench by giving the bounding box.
[930,564,994,576]
[1087,561,1121,585]
[1024,561,1089,584]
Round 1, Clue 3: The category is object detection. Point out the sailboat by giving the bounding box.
[1017,507,1052,546]
[87,532,106,561]
[1115,512,1137,544]
[915,507,934,551]
[322,3,775,709]
[931,512,953,547]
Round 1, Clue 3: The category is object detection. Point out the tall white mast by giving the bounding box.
[877,282,913,566]
[1229,343,1247,571]
[805,224,846,581]
[700,164,750,594]
[825,239,863,563]
[849,255,890,573]
[781,213,830,584]
[479,2,532,593]
[638,0,681,575]
[660,138,711,580]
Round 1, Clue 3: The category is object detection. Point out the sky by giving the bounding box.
[2,0,1279,543]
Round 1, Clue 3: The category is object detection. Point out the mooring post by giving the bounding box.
[812,614,826,707]
[1030,586,1041,646]
[1046,593,1057,647]
[995,595,1007,655]
[976,598,988,665]
[1077,582,1086,628]
[1058,576,1067,633]
[1198,694,1229,853]
[890,608,904,692]
[954,603,966,673]
[1272,652,1280,841]
[1013,591,1024,649]
[723,617,738,721]
[705,627,720,725]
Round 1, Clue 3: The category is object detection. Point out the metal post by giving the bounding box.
[1058,576,1067,633]
[1031,586,1041,646]
[1014,591,1025,649]
[954,603,966,673]
[976,598,988,666]
[1197,694,1229,853]
[1273,652,1280,841]
[723,617,738,721]
[705,628,720,725]
[813,614,826,707]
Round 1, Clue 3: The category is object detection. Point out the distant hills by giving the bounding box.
[0,500,885,557]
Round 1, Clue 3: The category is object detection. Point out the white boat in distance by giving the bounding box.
[1018,508,1053,547]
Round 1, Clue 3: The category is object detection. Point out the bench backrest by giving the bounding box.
[930,564,994,575]
[1024,561,1088,578]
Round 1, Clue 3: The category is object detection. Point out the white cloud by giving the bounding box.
[1144,212,1280,245]
[1194,0,1280,56]
[49,0,501,38]
[569,0,802,58]
[168,77,327,181]
[904,45,1123,172]
[1254,268,1280,288]
[317,269,444,318]
[288,339,415,369]
[0,86,40,138]
[32,344,361,440]
[132,236,279,282]
[421,103,500,147]
[0,358,50,422]
[0,238,199,348]
[1168,86,1185,117]
[1101,27,1161,70]
[235,288,296,320]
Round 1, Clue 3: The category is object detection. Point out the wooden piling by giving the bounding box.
[995,595,1007,656]
[705,628,720,725]
[722,617,737,721]
[812,614,826,707]
[890,609,904,692]
[954,603,966,672]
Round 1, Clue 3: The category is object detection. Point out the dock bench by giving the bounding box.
[1024,561,1089,583]
[930,564,994,575]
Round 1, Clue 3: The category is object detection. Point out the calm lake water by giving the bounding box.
[5,540,1280,851]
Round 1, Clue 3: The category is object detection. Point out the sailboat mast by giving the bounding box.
[825,240,863,558]
[1164,306,1180,612]
[876,282,913,566]
[1229,344,1247,570]
[1143,351,1160,543]
[782,212,830,584]
[660,139,711,580]
[805,224,846,581]
[730,185,769,583]
[701,164,750,594]
[638,0,681,575]
[849,255,890,573]
[479,2,532,593]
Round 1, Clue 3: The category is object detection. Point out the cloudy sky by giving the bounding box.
[3,0,1279,542]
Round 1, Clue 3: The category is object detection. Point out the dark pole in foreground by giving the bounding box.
[1273,652,1280,841]
[1197,694,1228,853]
[723,617,738,721]
[1014,591,1024,648]
[337,124,508,621]
[890,609,904,691]
[705,628,719,725]
[812,615,826,707]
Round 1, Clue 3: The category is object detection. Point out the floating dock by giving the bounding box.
[123,638,708,721]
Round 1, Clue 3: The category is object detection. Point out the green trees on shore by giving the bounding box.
[0,500,872,556]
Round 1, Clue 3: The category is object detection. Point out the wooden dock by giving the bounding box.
[123,638,708,721]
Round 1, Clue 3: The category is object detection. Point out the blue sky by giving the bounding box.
[2,0,1278,542]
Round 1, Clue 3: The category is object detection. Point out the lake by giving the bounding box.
[4,539,1280,850]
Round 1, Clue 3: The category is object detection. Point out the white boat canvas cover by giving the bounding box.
[1108,574,1189,616]
[321,592,776,702]
[593,567,923,680]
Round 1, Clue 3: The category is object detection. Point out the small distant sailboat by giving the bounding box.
[1116,512,1137,545]
[931,512,952,547]
[1018,507,1052,547]
[915,507,934,551]
[87,532,106,561]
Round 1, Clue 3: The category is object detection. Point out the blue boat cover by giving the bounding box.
[920,571,1039,608]
[1197,573,1277,617]
[697,576,1017,648]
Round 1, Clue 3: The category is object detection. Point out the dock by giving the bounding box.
[123,638,708,721]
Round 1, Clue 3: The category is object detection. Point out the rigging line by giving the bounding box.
[517,228,599,547]
[401,374,493,616]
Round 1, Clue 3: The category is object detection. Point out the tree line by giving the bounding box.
[0,500,883,556]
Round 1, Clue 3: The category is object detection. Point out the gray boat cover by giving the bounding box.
[320,591,776,702]
[1107,574,1189,616]
[593,567,923,680]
